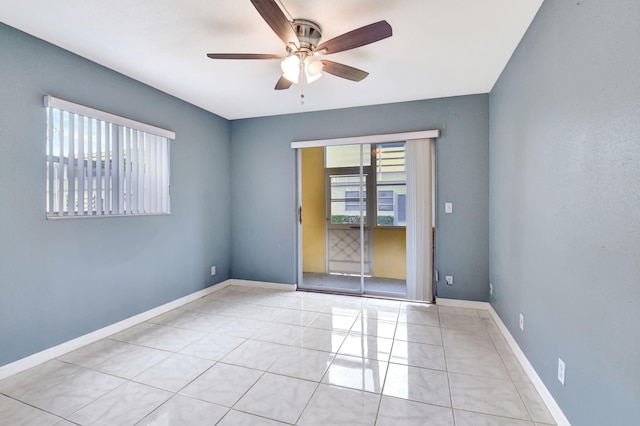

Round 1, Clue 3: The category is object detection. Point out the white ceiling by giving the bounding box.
[1,0,543,120]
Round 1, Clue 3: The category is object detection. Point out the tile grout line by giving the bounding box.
[374,341,395,423]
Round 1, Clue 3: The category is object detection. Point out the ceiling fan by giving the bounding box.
[206,0,392,98]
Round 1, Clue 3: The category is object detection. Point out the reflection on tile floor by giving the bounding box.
[0,285,556,425]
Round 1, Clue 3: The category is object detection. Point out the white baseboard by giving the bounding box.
[436,297,569,425]
[227,279,297,291]
[435,297,491,310]
[0,280,232,381]
[487,305,571,426]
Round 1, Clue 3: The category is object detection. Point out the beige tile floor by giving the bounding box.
[0,285,556,425]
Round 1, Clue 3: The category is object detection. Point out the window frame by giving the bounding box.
[44,95,175,219]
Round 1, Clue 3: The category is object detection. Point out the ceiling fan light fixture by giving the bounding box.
[281,55,300,83]
[305,57,323,83]
[305,71,322,84]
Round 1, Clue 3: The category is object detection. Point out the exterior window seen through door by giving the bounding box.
[325,142,406,227]
[329,175,368,225]
[375,142,406,226]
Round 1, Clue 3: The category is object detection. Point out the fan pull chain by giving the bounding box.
[299,59,305,105]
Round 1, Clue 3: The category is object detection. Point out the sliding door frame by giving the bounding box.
[293,130,440,301]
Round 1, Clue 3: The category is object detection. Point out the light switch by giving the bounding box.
[445,202,453,213]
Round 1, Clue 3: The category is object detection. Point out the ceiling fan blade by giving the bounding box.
[250,0,298,48]
[207,53,283,60]
[275,75,293,90]
[321,60,369,82]
[316,20,392,54]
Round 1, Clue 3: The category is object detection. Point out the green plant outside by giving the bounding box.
[331,215,394,225]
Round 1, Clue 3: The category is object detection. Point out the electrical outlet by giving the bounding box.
[519,313,524,331]
[558,358,566,385]
[489,283,493,295]
[211,266,216,276]
[445,275,454,286]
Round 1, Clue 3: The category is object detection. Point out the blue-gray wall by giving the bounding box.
[489,1,640,424]
[230,95,490,301]
[0,23,231,367]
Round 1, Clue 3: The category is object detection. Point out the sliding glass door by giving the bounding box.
[294,130,438,302]
[299,142,408,298]
[300,143,368,294]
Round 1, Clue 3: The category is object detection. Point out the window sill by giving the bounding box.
[46,213,171,220]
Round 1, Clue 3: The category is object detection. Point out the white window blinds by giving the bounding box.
[45,95,174,218]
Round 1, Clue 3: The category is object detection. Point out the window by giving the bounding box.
[328,174,367,224]
[397,194,407,224]
[377,190,394,211]
[325,144,371,168]
[324,142,406,227]
[375,142,406,226]
[45,96,175,218]
[345,190,367,212]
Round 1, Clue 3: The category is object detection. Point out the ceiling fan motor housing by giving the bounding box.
[292,19,322,51]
